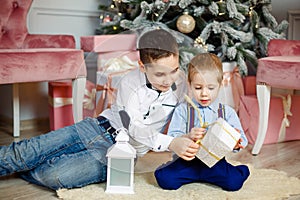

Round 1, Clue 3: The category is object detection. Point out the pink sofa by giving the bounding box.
[0,0,87,137]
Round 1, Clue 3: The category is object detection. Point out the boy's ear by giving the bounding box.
[138,60,146,73]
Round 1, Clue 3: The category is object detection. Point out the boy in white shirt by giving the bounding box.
[0,29,198,190]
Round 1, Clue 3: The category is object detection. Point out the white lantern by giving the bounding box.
[106,128,136,194]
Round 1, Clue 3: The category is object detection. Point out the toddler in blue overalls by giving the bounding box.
[155,53,250,191]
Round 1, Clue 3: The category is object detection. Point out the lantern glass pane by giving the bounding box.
[110,158,131,186]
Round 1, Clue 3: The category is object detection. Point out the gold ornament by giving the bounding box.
[176,12,196,34]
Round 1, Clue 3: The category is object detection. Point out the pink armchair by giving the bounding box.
[252,39,300,155]
[0,0,87,137]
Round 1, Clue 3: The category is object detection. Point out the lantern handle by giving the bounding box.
[119,110,131,130]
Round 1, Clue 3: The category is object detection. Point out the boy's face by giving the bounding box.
[190,70,221,107]
[140,55,180,92]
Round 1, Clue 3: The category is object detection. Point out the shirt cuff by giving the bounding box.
[152,134,174,152]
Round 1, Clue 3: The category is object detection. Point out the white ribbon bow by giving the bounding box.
[99,55,138,72]
[83,88,96,110]
[48,97,73,108]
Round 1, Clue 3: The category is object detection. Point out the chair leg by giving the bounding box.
[13,83,20,137]
[72,77,86,123]
[252,84,271,155]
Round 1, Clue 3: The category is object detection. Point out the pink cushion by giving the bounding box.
[256,56,300,89]
[0,49,87,84]
[268,39,300,56]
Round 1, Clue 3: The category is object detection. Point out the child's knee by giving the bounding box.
[154,168,181,190]
[222,165,250,191]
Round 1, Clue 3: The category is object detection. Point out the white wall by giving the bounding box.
[272,0,300,40]
[0,0,299,121]
[271,0,300,22]
[28,0,102,48]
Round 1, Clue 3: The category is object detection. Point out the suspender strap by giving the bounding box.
[187,103,225,133]
[218,103,225,119]
[187,105,195,133]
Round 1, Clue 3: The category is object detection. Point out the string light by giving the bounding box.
[249,6,253,16]
[218,0,226,16]
[194,36,208,51]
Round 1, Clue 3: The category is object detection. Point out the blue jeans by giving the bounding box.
[0,117,115,190]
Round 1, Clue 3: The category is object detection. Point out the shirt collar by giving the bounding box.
[192,98,220,113]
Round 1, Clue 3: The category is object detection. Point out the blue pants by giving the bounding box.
[155,157,250,191]
[0,117,114,190]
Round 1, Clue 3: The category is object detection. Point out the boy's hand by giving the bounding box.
[169,137,200,161]
[187,127,206,142]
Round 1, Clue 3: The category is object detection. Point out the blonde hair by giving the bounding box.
[188,53,223,84]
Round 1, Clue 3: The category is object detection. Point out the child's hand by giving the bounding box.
[234,138,244,150]
[188,127,206,142]
[233,128,244,150]
[169,137,200,161]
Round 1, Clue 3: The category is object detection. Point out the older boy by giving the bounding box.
[0,29,198,190]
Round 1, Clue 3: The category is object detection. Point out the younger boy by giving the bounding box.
[0,29,197,190]
[155,53,250,191]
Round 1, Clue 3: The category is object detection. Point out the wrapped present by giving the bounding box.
[242,76,256,95]
[80,34,137,53]
[48,81,74,130]
[196,118,241,168]
[83,80,97,118]
[95,60,137,115]
[80,34,139,71]
[48,80,96,130]
[218,63,244,111]
[239,94,300,144]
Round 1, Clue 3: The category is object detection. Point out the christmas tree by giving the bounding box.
[97,0,288,75]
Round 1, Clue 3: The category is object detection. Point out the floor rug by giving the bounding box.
[57,163,300,200]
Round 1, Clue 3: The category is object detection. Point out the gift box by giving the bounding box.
[196,118,241,168]
[218,63,244,111]
[239,94,300,144]
[80,34,139,71]
[95,65,137,116]
[81,34,137,53]
[242,76,256,95]
[48,80,96,130]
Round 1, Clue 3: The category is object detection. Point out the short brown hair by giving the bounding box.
[188,53,223,84]
[138,29,179,64]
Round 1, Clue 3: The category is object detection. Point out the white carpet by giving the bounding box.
[57,162,300,200]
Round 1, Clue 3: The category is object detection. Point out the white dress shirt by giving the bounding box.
[101,68,187,156]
